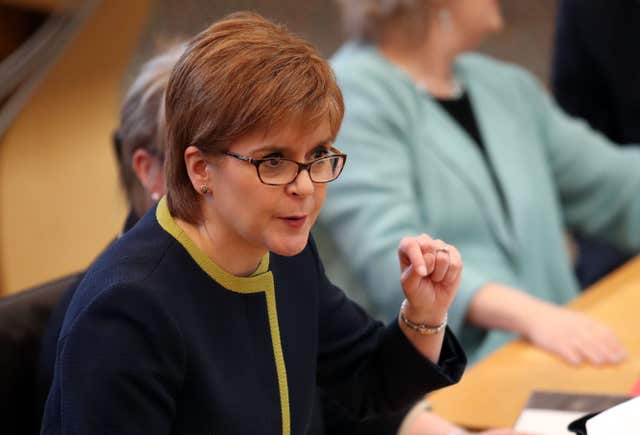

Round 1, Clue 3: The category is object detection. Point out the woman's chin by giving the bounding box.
[269,237,309,257]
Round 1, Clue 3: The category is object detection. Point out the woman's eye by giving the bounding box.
[264,158,284,168]
[312,149,330,159]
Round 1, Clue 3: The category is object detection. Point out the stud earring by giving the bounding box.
[199,184,209,194]
[150,192,160,201]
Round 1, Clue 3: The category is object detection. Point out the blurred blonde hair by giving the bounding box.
[336,0,438,44]
[114,43,186,217]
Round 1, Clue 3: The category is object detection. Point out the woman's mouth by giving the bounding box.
[280,215,307,228]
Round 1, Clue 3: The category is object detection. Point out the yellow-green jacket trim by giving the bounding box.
[156,196,290,435]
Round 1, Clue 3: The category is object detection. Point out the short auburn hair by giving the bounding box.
[164,12,344,223]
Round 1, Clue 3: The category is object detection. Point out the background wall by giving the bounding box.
[133,0,557,82]
[0,0,150,294]
[0,0,557,294]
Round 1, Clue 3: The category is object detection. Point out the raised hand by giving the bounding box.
[397,234,463,327]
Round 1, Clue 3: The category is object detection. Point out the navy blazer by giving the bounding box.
[41,198,465,435]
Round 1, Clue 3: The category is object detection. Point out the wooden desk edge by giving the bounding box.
[428,255,640,429]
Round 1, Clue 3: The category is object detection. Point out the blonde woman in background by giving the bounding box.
[322,0,640,366]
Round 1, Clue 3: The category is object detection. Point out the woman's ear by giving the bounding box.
[183,145,211,195]
[132,148,167,204]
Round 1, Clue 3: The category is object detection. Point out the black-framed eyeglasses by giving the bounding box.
[223,146,347,186]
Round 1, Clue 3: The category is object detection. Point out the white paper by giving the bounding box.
[514,409,585,435]
[586,396,640,435]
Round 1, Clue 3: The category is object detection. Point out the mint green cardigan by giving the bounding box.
[320,43,640,363]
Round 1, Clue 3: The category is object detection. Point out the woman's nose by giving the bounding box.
[288,168,314,196]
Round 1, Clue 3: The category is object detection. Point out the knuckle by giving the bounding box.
[398,238,414,252]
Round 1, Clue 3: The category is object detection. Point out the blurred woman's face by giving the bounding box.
[446,0,504,49]
[207,118,333,257]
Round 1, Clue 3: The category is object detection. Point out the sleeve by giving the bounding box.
[321,70,493,337]
[36,278,81,425]
[41,285,185,435]
[310,238,466,420]
[519,67,640,251]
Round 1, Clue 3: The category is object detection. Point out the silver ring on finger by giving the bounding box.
[435,245,450,258]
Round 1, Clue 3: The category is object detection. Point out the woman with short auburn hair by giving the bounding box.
[164,13,344,224]
[41,12,466,435]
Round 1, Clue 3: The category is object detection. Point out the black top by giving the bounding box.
[41,199,466,435]
[436,92,510,222]
[436,93,485,154]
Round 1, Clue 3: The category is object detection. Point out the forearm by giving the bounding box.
[466,283,551,336]
[467,283,627,366]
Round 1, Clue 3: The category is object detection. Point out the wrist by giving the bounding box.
[401,299,448,326]
[517,298,557,338]
[400,300,447,335]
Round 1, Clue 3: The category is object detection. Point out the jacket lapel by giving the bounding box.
[464,70,525,260]
[418,89,518,259]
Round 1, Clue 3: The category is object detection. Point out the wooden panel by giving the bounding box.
[0,0,151,294]
[0,6,47,62]
[428,256,640,430]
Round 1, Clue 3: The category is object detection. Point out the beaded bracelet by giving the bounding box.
[399,300,447,335]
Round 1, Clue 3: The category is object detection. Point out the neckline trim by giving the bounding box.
[155,197,271,294]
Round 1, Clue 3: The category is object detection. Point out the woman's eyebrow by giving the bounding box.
[251,137,333,155]
[251,145,286,155]
[312,138,334,148]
